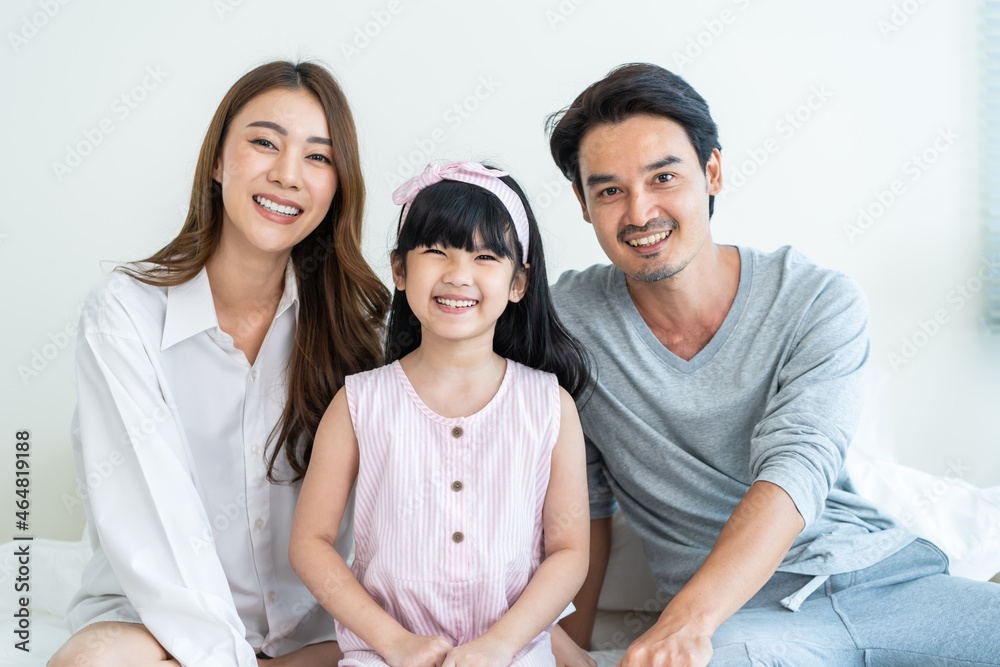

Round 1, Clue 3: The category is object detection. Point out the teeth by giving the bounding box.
[628,231,669,247]
[254,196,301,217]
[435,298,477,308]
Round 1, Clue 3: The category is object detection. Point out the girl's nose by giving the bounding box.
[442,256,473,286]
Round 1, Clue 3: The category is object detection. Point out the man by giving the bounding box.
[545,63,1000,666]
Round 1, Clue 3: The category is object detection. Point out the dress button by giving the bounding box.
[255,518,265,530]
[451,426,463,438]
[251,369,258,380]
[451,480,463,492]
[252,445,261,455]
[452,531,464,543]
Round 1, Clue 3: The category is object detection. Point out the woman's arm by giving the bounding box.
[289,389,452,667]
[75,308,258,666]
[443,388,590,667]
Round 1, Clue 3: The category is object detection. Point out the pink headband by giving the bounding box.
[391,161,530,265]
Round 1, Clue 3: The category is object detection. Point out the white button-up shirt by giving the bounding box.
[66,261,353,667]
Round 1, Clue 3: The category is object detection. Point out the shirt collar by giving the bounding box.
[161,258,299,351]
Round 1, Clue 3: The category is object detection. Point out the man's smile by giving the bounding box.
[627,231,670,247]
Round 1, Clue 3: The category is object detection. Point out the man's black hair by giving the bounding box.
[546,63,722,217]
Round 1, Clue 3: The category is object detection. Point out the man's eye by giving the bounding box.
[601,187,620,197]
[656,173,674,183]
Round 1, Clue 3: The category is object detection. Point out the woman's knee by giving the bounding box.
[49,622,172,667]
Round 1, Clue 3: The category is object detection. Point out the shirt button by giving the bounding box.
[451,426,463,438]
[255,518,265,530]
[267,591,277,603]
[452,531,464,543]
[251,369,258,381]
[451,480,463,492]
[252,446,261,455]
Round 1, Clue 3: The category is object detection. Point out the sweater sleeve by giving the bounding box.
[585,434,619,520]
[749,274,870,527]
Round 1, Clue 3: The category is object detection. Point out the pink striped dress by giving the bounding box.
[336,359,561,666]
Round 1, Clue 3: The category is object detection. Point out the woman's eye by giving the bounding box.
[308,154,332,164]
[251,138,275,149]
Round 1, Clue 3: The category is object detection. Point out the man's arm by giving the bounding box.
[556,517,612,650]
[622,272,869,667]
[619,481,803,667]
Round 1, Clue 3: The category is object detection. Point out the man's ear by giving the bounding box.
[390,251,406,291]
[509,264,529,303]
[705,148,723,196]
[571,183,592,224]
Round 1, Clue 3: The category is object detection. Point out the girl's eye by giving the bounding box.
[476,254,499,261]
[251,138,275,149]
[308,154,332,164]
[423,247,445,255]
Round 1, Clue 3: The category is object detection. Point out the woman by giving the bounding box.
[49,61,390,667]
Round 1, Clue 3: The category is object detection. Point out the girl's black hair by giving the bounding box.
[384,167,592,400]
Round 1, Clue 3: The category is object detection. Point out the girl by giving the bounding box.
[290,162,592,667]
[50,61,389,667]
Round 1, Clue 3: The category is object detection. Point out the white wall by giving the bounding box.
[2,0,994,541]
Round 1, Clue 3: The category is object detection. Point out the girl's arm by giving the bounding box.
[443,388,590,667]
[289,388,452,667]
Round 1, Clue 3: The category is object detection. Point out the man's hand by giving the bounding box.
[442,635,513,667]
[551,624,597,667]
[618,620,712,667]
[382,633,453,667]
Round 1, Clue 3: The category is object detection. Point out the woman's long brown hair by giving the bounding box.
[119,61,389,482]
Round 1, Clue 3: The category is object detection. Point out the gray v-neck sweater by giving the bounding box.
[552,245,913,596]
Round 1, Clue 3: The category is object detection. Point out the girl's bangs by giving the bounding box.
[397,182,519,261]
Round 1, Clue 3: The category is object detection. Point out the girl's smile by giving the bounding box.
[433,295,479,310]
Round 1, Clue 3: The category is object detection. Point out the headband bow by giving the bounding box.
[391,161,530,264]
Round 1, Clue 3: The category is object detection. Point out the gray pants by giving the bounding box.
[711,539,1000,665]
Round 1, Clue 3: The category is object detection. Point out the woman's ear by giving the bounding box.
[212,152,224,185]
[390,251,406,291]
[509,264,529,303]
